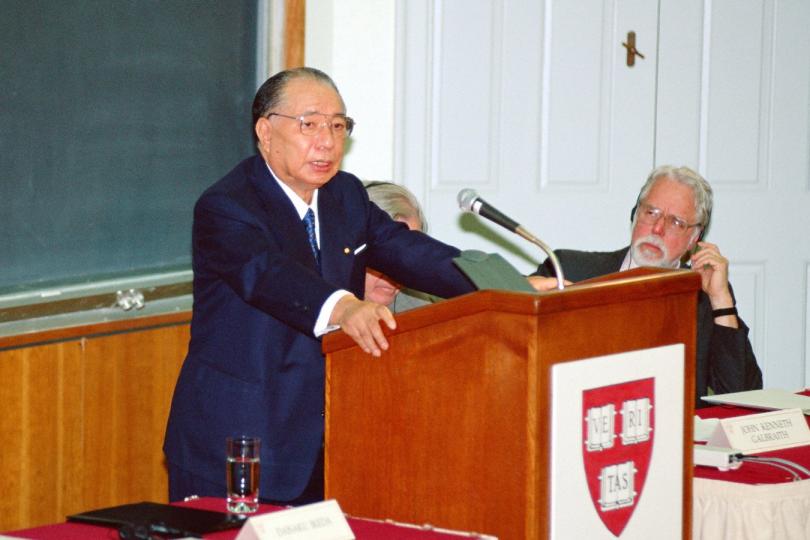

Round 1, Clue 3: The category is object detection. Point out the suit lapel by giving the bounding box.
[248,157,320,273]
[612,247,630,272]
[317,186,355,286]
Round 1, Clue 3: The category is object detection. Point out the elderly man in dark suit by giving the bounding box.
[530,165,762,406]
[163,67,476,505]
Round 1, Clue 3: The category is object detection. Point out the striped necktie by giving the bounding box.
[302,208,321,272]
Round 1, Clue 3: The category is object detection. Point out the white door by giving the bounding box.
[394,0,810,388]
[653,0,810,390]
[396,0,658,265]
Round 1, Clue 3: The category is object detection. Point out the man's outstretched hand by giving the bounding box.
[330,294,397,357]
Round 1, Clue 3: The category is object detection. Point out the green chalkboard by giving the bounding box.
[0,0,259,294]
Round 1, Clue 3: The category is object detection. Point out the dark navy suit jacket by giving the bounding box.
[163,155,475,500]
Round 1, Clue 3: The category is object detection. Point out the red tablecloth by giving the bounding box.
[694,390,810,484]
[5,497,491,540]
[8,396,810,539]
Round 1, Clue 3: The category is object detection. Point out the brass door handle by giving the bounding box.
[622,31,645,67]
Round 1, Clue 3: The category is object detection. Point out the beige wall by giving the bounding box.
[306,0,396,181]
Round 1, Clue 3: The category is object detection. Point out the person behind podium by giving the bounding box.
[163,67,477,506]
[529,165,762,406]
[363,181,439,312]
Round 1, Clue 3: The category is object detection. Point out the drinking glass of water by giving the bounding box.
[226,436,261,514]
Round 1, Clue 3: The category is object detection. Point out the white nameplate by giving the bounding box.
[235,499,355,540]
[707,408,810,454]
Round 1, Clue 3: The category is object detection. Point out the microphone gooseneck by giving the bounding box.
[457,188,565,290]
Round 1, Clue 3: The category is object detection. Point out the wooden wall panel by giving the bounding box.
[81,325,188,509]
[0,342,84,530]
[0,320,189,532]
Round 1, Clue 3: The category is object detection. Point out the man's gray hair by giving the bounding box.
[364,181,427,233]
[636,165,713,230]
[252,67,344,126]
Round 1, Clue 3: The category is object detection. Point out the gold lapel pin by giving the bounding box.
[343,247,350,255]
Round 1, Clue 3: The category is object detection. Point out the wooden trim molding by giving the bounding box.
[285,0,306,68]
[0,311,192,350]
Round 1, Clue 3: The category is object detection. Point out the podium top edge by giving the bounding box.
[322,268,700,354]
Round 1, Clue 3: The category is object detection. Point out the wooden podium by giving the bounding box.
[322,268,699,539]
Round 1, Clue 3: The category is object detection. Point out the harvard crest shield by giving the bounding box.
[581,378,655,536]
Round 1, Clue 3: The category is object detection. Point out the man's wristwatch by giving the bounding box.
[712,307,737,318]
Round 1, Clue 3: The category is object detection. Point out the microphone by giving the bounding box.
[457,188,565,290]
[457,189,521,233]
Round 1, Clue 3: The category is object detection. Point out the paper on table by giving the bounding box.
[694,416,720,442]
[700,388,810,414]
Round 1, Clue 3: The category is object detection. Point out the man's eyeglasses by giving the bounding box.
[636,203,701,235]
[267,112,355,138]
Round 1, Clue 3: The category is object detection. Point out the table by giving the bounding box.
[692,395,810,540]
[6,401,809,540]
[4,497,494,540]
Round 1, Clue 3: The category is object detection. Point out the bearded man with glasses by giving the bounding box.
[530,165,762,406]
[164,67,477,506]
